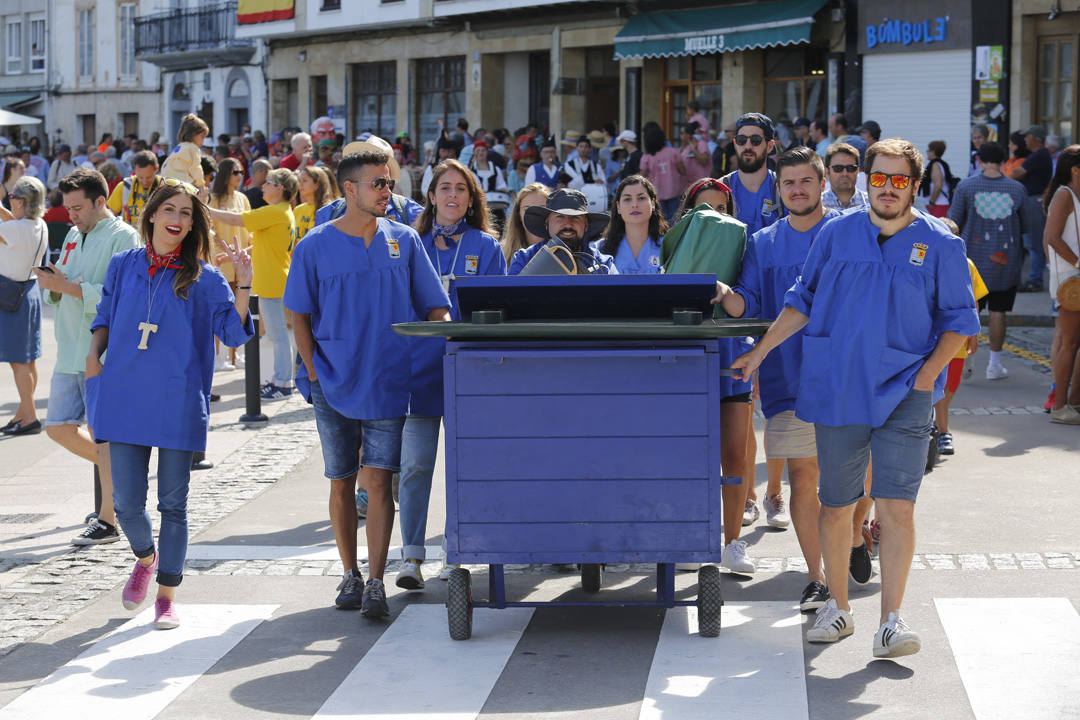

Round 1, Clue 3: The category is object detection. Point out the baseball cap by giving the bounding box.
[1024,125,1048,141]
[735,112,775,141]
[793,117,811,128]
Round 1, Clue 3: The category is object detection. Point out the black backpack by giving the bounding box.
[921,159,959,202]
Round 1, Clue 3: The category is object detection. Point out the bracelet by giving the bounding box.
[237,285,251,290]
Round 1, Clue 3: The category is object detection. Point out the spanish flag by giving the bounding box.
[238,0,294,24]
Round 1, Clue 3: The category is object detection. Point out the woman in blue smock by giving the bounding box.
[671,177,758,575]
[596,175,668,274]
[86,183,254,630]
[396,159,506,590]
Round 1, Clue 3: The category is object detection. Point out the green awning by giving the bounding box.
[614,0,827,60]
[0,92,40,109]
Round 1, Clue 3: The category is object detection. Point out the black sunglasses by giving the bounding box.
[735,134,765,147]
[231,169,243,176]
[352,177,396,192]
[830,164,859,174]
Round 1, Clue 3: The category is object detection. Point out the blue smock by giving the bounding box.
[734,211,838,419]
[87,250,254,452]
[284,218,451,419]
[408,226,507,416]
[507,240,618,275]
[604,236,663,275]
[784,209,981,427]
[729,170,783,237]
[313,195,424,228]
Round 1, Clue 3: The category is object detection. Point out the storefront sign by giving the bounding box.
[857,0,971,54]
[684,34,724,54]
[865,17,947,49]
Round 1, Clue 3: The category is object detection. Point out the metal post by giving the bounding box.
[93,464,101,515]
[240,293,268,425]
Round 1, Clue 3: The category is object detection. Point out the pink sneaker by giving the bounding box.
[122,555,157,610]
[154,597,180,630]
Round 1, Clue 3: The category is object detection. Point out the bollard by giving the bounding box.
[240,293,269,425]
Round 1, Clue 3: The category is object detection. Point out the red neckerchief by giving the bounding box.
[146,246,182,278]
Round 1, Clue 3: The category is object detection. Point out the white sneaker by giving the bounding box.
[1050,404,1080,425]
[234,353,245,369]
[873,611,921,658]
[720,539,755,574]
[986,363,1009,381]
[763,494,791,528]
[438,561,460,581]
[395,558,425,590]
[214,354,228,371]
[806,598,854,643]
[675,562,701,571]
[742,499,760,526]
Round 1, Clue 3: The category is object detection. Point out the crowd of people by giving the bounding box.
[0,104,1077,656]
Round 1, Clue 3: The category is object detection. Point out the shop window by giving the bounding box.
[763,47,826,149]
[352,61,396,138]
[1039,37,1074,145]
[416,56,465,145]
[662,56,722,140]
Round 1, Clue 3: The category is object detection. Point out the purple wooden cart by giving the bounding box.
[395,275,770,640]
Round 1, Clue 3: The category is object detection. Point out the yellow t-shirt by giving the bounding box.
[293,202,316,249]
[107,176,164,228]
[210,191,252,282]
[956,258,989,359]
[242,201,295,298]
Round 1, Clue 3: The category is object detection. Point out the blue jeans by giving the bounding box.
[1024,194,1047,285]
[309,379,404,477]
[398,415,441,561]
[259,296,293,386]
[110,442,194,587]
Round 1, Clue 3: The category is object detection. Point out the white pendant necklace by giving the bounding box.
[138,264,169,350]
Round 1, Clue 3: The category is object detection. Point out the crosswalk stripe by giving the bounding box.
[936,598,1080,720]
[313,604,533,719]
[0,604,277,720]
[639,603,808,720]
[185,544,446,562]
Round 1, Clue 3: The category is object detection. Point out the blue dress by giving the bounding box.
[729,170,783,237]
[734,212,838,419]
[784,209,981,427]
[408,226,507,416]
[601,236,663,275]
[88,250,254,451]
[284,218,450,419]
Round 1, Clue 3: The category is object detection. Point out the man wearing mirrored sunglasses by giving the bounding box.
[732,138,979,659]
[822,142,869,211]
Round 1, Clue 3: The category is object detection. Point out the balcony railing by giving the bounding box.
[135,2,255,70]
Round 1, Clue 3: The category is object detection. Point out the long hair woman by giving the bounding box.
[294,165,336,244]
[398,159,507,587]
[1041,144,1080,423]
[500,182,551,263]
[86,182,253,629]
[209,156,251,369]
[598,175,668,274]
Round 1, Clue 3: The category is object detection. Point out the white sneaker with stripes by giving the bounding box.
[873,611,921,658]
[806,598,854,643]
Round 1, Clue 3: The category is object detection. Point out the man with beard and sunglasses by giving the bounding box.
[722,113,785,237]
[731,139,979,659]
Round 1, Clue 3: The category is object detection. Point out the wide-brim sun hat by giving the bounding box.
[342,135,400,181]
[523,188,609,241]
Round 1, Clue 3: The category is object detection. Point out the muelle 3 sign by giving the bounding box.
[685,34,724,54]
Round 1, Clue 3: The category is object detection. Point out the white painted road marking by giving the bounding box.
[936,598,1080,720]
[639,603,808,720]
[185,544,446,562]
[0,604,276,720]
[313,604,533,720]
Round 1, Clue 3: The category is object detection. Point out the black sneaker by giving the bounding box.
[334,569,364,609]
[799,581,830,612]
[361,578,389,618]
[849,542,873,585]
[71,519,120,546]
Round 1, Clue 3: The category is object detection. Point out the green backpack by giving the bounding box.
[660,203,748,317]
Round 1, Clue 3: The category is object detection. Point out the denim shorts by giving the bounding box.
[815,389,934,507]
[309,379,405,479]
[45,371,87,426]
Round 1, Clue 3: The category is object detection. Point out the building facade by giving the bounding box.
[0,1,49,141]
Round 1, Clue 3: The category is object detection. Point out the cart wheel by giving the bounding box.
[697,565,722,637]
[446,567,473,641]
[581,563,603,593]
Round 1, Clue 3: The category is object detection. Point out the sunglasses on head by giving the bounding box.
[868,172,916,189]
[830,164,859,174]
[161,177,199,194]
[734,134,766,147]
